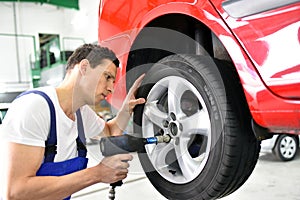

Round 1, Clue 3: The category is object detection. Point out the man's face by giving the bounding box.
[84,59,117,105]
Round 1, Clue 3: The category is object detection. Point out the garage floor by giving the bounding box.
[72,144,300,200]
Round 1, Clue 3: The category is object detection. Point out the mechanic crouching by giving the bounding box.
[0,44,145,200]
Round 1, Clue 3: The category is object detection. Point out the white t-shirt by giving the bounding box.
[1,86,105,162]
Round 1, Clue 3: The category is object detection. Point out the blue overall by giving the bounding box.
[18,90,88,200]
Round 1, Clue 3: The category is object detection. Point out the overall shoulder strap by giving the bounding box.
[17,90,57,162]
[75,110,87,157]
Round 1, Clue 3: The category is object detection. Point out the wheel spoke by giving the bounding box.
[148,143,175,170]
[180,110,210,137]
[167,79,187,115]
[144,100,168,129]
[174,137,199,181]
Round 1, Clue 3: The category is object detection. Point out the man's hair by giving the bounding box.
[66,44,119,70]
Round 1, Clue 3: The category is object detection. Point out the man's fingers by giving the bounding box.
[127,98,146,114]
[133,74,145,87]
[130,98,146,106]
[120,162,130,169]
[116,153,133,162]
[129,74,145,92]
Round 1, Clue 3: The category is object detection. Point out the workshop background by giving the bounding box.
[0,1,300,200]
[0,0,100,109]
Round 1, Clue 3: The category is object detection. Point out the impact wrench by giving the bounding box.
[100,134,171,200]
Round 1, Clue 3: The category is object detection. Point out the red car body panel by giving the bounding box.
[98,0,300,134]
[217,1,300,99]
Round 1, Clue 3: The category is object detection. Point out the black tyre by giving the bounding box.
[274,134,298,161]
[133,54,261,200]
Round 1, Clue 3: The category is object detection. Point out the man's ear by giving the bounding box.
[79,59,89,75]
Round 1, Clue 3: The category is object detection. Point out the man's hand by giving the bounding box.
[105,74,146,136]
[121,74,146,115]
[95,154,133,183]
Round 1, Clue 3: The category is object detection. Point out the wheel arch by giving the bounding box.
[126,13,233,88]
[126,13,256,133]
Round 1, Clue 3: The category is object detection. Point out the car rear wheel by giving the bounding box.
[133,55,261,199]
[274,134,298,161]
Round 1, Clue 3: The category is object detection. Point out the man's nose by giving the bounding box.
[107,81,114,94]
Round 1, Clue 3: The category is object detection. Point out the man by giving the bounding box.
[0,44,145,199]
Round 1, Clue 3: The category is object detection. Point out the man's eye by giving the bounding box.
[104,73,115,83]
[105,75,115,83]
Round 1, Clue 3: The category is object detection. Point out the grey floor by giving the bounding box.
[72,144,300,200]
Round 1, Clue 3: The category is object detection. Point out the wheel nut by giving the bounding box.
[170,112,176,121]
[169,122,178,136]
[163,120,169,128]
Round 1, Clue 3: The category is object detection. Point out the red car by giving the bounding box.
[98,0,300,199]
